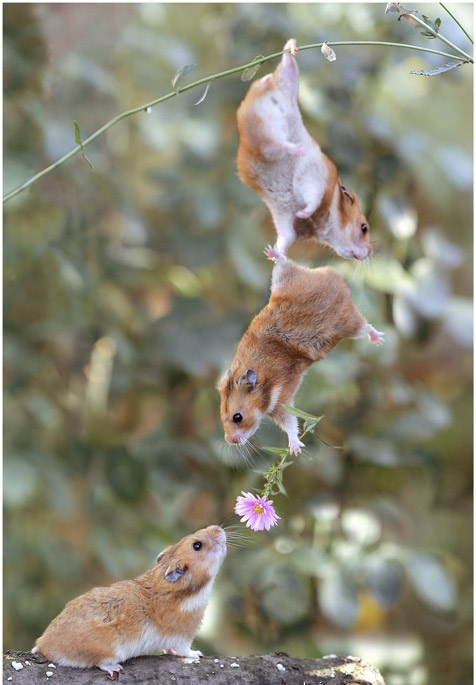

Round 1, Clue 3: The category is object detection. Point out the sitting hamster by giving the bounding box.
[32,526,226,677]
[218,247,383,454]
[236,38,371,260]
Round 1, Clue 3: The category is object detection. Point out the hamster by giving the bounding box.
[218,247,383,455]
[236,38,372,260]
[32,526,226,678]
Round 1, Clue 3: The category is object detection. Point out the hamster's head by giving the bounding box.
[327,183,372,261]
[218,368,267,446]
[156,525,227,587]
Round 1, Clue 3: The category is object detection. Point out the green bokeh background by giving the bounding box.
[3,4,473,684]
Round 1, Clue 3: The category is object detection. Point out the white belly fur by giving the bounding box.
[114,624,199,662]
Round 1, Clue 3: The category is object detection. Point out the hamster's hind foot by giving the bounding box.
[99,662,123,679]
[284,38,298,55]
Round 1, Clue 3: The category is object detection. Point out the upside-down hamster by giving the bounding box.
[32,526,226,677]
[218,247,383,454]
[236,39,372,260]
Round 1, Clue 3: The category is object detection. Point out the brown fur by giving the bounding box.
[236,42,372,260]
[34,526,226,670]
[218,258,370,447]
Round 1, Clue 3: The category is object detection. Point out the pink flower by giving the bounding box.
[234,492,280,531]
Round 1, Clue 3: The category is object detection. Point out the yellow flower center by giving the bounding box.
[253,503,265,515]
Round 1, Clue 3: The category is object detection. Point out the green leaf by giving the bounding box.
[315,433,344,450]
[241,55,264,82]
[435,17,441,29]
[410,61,468,76]
[171,63,197,93]
[276,480,288,497]
[73,120,93,169]
[281,404,323,423]
[260,446,290,457]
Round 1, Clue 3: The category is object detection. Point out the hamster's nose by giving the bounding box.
[208,526,226,543]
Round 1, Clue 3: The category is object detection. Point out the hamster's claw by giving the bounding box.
[284,38,299,56]
[100,663,123,680]
[289,438,305,456]
[264,244,281,263]
[369,329,385,346]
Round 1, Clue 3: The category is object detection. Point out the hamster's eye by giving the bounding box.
[193,541,202,551]
[233,413,243,423]
[361,223,368,234]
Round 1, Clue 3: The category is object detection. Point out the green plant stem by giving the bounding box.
[3,39,470,204]
[439,2,474,45]
[408,11,474,60]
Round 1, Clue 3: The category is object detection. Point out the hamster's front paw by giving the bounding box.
[289,438,305,455]
[368,326,385,346]
[284,142,305,157]
[295,205,314,219]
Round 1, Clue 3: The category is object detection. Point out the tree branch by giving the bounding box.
[439,2,474,45]
[3,650,386,685]
[3,39,471,205]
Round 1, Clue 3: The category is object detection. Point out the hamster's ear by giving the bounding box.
[165,564,188,583]
[216,369,232,392]
[156,546,171,564]
[340,184,355,204]
[238,369,257,391]
[245,369,257,389]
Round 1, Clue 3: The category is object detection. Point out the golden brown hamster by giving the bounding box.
[237,38,371,260]
[33,526,226,677]
[218,247,383,454]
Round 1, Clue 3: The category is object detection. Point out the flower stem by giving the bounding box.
[3,39,470,204]
[439,2,474,45]
[407,11,474,61]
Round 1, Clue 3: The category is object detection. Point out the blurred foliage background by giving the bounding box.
[3,4,473,684]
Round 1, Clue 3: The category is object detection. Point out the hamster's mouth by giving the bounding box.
[225,426,258,445]
[337,246,371,261]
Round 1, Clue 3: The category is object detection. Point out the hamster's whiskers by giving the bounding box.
[224,531,256,548]
[219,514,238,528]
[237,441,255,468]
